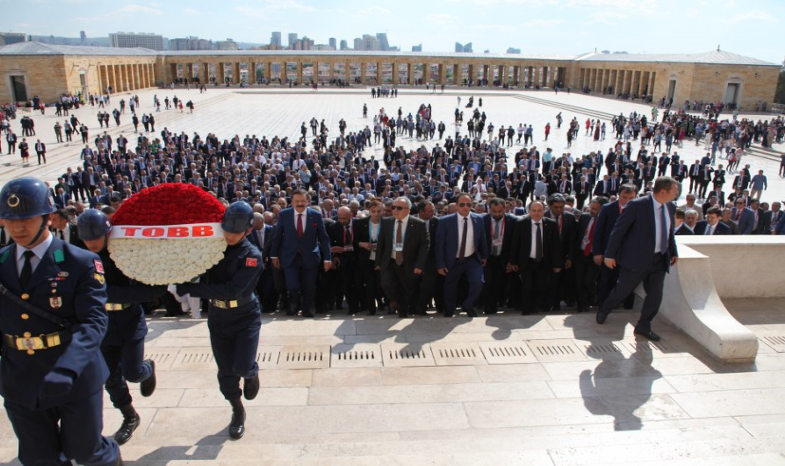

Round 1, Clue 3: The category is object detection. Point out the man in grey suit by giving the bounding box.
[596,177,680,341]
[375,197,430,318]
[731,198,756,235]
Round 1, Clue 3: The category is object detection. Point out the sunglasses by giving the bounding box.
[457,203,471,207]
[391,206,408,211]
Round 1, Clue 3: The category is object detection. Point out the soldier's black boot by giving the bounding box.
[229,398,246,439]
[140,359,157,397]
[244,373,260,400]
[114,404,140,445]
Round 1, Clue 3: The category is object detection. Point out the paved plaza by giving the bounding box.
[1,88,785,465]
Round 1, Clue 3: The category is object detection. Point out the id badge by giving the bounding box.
[493,239,503,247]
[343,245,354,252]
[393,243,404,252]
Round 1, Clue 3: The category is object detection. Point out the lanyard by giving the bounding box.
[492,217,505,239]
[369,221,380,241]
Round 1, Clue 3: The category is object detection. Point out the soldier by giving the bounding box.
[177,201,263,439]
[77,209,163,445]
[0,177,122,465]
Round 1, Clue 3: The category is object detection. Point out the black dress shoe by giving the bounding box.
[634,329,661,341]
[465,309,477,318]
[443,311,454,317]
[302,310,315,318]
[229,398,246,439]
[368,309,377,316]
[243,373,260,400]
[596,310,609,324]
[114,405,140,445]
[140,359,156,397]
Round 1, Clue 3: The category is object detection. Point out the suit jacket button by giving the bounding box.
[21,314,29,320]
[27,350,35,355]
[21,293,30,300]
[23,332,32,338]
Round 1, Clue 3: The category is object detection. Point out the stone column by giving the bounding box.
[392,63,399,85]
[109,65,117,93]
[377,62,383,84]
[360,62,367,85]
[407,63,413,85]
[513,66,519,86]
[295,61,302,84]
[344,62,350,84]
[648,71,656,97]
[437,64,444,85]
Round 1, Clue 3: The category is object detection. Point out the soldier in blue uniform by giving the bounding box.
[77,209,164,445]
[0,177,121,465]
[177,201,263,439]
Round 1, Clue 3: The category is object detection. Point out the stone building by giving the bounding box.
[0,41,778,110]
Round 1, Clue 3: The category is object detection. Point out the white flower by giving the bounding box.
[109,237,226,285]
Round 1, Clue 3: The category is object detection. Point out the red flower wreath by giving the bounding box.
[112,183,225,225]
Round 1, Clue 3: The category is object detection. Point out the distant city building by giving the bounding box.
[270,31,281,47]
[312,44,335,51]
[288,33,298,48]
[507,47,521,54]
[354,35,380,51]
[412,44,422,52]
[170,36,213,51]
[329,37,337,49]
[79,31,87,43]
[109,32,164,50]
[455,42,472,53]
[340,40,348,50]
[376,33,389,51]
[215,38,239,50]
[30,34,109,47]
[0,32,28,46]
[291,37,314,51]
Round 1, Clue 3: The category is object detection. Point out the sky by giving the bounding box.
[1,0,782,63]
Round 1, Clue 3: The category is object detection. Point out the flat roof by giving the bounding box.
[0,42,777,66]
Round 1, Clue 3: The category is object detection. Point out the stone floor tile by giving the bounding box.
[381,365,480,385]
[311,368,383,387]
[178,387,308,407]
[670,388,785,417]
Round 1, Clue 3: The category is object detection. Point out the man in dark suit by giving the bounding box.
[435,193,488,317]
[248,212,276,313]
[575,196,608,312]
[375,197,429,318]
[688,160,701,193]
[693,207,732,235]
[545,193,578,311]
[575,176,591,210]
[413,200,442,315]
[481,198,516,314]
[327,207,359,314]
[592,184,637,307]
[271,189,332,317]
[596,176,681,341]
[731,198,755,235]
[509,201,564,314]
[34,140,46,165]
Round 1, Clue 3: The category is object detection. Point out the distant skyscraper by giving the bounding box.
[271,31,281,47]
[354,34,380,51]
[288,33,298,48]
[109,32,164,50]
[455,42,472,53]
[0,32,27,46]
[376,33,390,51]
[215,38,239,50]
[329,37,336,49]
[79,31,87,43]
[412,43,422,52]
[507,47,521,54]
[340,40,348,50]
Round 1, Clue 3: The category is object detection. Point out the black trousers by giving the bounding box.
[574,252,600,309]
[600,254,668,331]
[519,259,552,314]
[381,262,420,316]
[481,255,506,313]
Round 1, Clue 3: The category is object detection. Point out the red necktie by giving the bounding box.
[297,213,303,238]
[584,218,595,256]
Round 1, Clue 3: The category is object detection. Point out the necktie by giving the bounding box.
[493,219,502,256]
[535,223,543,262]
[459,217,468,259]
[395,220,404,265]
[20,250,35,289]
[297,213,303,238]
[705,225,713,236]
[659,205,668,253]
[344,225,351,245]
[59,230,65,241]
[584,218,595,256]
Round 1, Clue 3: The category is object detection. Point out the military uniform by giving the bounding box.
[97,247,163,410]
[0,236,120,466]
[177,237,263,400]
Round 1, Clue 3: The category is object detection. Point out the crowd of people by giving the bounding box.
[3,87,785,465]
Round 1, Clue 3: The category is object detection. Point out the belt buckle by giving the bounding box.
[212,300,227,309]
[228,300,238,308]
[46,333,61,348]
[16,337,44,351]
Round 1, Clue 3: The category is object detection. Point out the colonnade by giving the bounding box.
[578,67,656,97]
[97,62,156,93]
[165,58,570,88]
